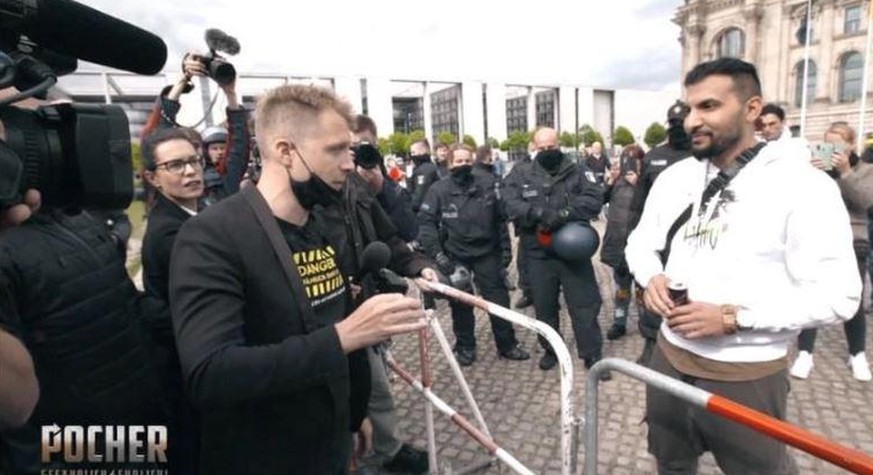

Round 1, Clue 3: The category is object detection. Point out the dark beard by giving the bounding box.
[690,129,741,162]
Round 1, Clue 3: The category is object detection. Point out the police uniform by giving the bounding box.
[409,157,441,213]
[418,172,523,359]
[503,152,605,367]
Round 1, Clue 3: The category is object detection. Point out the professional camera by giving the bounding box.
[352,142,383,170]
[199,29,240,87]
[0,0,168,211]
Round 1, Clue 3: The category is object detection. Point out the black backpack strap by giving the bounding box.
[658,142,766,266]
[241,186,321,333]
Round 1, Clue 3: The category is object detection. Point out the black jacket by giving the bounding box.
[503,155,604,259]
[142,193,193,319]
[410,160,441,212]
[418,174,511,262]
[628,144,689,231]
[0,210,165,474]
[169,186,361,474]
[585,154,608,185]
[376,178,418,243]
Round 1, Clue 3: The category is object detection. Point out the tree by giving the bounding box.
[578,124,604,147]
[130,141,142,172]
[387,132,410,156]
[559,131,581,148]
[377,137,391,157]
[486,137,500,149]
[462,134,477,149]
[644,122,667,149]
[612,126,635,146]
[408,129,426,145]
[437,131,457,146]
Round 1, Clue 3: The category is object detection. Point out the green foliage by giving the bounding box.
[500,130,531,152]
[377,137,391,157]
[559,131,581,148]
[130,141,142,172]
[644,122,667,149]
[578,124,604,147]
[437,131,457,146]
[387,133,411,156]
[409,129,426,144]
[612,125,636,146]
[462,134,477,149]
[486,137,500,149]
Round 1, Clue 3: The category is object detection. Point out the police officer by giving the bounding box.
[418,144,530,366]
[408,139,442,213]
[503,127,606,374]
[627,100,691,365]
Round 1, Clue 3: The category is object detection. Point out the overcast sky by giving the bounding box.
[77,0,684,91]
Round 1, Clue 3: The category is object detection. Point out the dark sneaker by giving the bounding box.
[498,346,531,361]
[514,295,533,309]
[584,356,612,381]
[454,347,476,367]
[382,443,428,473]
[539,352,558,370]
[606,323,627,341]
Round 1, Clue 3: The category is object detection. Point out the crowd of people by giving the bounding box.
[0,52,871,475]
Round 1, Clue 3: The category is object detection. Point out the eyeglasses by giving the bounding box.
[154,155,204,175]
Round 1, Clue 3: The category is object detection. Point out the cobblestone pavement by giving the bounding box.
[369,223,873,474]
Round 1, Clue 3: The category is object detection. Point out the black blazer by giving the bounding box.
[169,186,355,474]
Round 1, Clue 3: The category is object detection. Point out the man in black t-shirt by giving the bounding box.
[170,84,439,474]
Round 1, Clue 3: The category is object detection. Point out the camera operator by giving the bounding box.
[141,52,250,206]
[0,92,167,473]
[169,84,433,474]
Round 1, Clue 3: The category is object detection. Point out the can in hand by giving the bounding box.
[667,281,688,306]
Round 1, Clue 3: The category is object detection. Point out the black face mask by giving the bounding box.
[451,164,474,186]
[536,149,564,173]
[667,124,691,151]
[411,154,431,166]
[289,152,342,210]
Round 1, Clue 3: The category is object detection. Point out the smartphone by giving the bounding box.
[815,143,834,170]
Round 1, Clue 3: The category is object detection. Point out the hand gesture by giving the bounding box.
[0,190,40,231]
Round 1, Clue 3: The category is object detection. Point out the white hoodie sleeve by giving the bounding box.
[625,168,677,288]
[738,172,862,331]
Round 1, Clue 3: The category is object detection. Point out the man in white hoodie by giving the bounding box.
[626,58,861,475]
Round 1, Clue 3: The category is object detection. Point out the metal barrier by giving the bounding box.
[583,358,873,475]
[391,280,581,475]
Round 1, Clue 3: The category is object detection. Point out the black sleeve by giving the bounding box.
[416,186,444,259]
[564,168,605,222]
[169,217,348,409]
[221,107,251,196]
[628,164,654,231]
[502,167,537,229]
[381,186,418,242]
[411,168,438,212]
[368,198,432,277]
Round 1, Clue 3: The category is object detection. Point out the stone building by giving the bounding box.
[674,0,871,141]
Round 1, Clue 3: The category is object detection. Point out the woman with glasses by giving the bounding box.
[139,126,205,474]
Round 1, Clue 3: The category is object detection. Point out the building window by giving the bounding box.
[793,60,817,107]
[839,51,863,103]
[430,86,460,140]
[392,97,424,134]
[717,28,744,58]
[845,5,861,34]
[505,96,528,134]
[535,90,556,128]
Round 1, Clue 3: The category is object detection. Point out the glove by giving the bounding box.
[435,252,455,276]
[540,208,569,232]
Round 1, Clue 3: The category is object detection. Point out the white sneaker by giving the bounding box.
[790,351,814,379]
[849,353,873,382]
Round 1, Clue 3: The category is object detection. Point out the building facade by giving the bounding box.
[674,0,872,141]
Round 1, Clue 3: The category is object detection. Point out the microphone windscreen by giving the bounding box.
[359,241,391,275]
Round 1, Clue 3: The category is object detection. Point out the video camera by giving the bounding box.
[197,29,239,87]
[352,141,383,170]
[0,0,168,211]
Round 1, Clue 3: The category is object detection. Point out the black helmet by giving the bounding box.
[550,222,600,262]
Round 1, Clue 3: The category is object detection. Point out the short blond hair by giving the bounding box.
[255,84,353,153]
[825,121,856,146]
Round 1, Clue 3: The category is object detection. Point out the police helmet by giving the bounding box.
[201,126,228,145]
[550,222,600,262]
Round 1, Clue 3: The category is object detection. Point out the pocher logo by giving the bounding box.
[41,424,168,465]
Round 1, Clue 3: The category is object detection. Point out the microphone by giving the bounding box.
[1,0,168,75]
[360,241,391,276]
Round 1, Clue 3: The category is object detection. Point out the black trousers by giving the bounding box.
[450,252,518,353]
[529,256,602,359]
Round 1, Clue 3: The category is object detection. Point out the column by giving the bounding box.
[485,82,508,142]
[364,77,394,138]
[558,86,577,134]
[334,76,364,114]
[422,81,433,144]
[526,86,536,130]
[460,80,485,143]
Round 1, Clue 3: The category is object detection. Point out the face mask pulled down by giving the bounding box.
[288,151,342,210]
